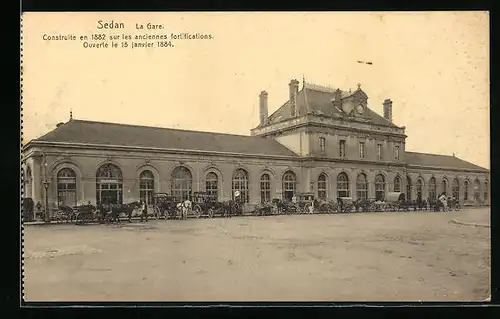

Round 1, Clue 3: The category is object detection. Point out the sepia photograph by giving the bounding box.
[21,11,490,302]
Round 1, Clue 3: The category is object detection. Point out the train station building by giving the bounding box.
[22,79,490,212]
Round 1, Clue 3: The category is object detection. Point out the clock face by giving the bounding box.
[356,104,364,114]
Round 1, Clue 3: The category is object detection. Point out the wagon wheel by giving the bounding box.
[208,208,215,218]
[194,205,202,218]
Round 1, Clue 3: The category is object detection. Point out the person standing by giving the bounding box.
[140,200,148,222]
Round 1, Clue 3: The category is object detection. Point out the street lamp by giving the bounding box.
[43,154,50,223]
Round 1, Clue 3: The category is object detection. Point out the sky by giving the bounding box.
[22,12,490,169]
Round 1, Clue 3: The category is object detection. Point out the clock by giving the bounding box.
[356,104,364,114]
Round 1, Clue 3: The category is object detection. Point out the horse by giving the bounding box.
[176,200,192,220]
[103,201,142,224]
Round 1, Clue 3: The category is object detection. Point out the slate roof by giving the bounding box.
[30,119,299,157]
[406,151,488,172]
[267,82,398,128]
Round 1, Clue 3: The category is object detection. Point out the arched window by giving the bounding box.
[416,179,423,201]
[260,174,271,203]
[337,172,350,198]
[452,178,460,200]
[484,181,489,202]
[57,168,77,207]
[406,176,412,201]
[24,165,33,199]
[96,164,123,205]
[232,169,249,203]
[428,177,437,201]
[375,174,385,201]
[441,179,448,195]
[282,171,297,201]
[172,166,192,201]
[356,173,368,201]
[318,174,327,200]
[464,180,469,201]
[394,176,401,193]
[206,172,218,198]
[139,170,154,205]
[473,179,480,201]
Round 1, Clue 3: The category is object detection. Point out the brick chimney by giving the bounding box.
[259,91,268,126]
[383,98,393,122]
[289,79,299,116]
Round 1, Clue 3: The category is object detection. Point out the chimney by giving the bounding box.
[289,79,299,116]
[259,91,268,126]
[383,98,393,122]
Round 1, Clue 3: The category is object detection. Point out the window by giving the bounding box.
[319,137,326,153]
[172,166,192,201]
[464,180,469,201]
[416,179,423,201]
[452,178,460,200]
[24,165,32,198]
[96,164,123,205]
[318,174,327,200]
[339,140,346,157]
[260,174,271,203]
[394,176,401,192]
[57,168,77,207]
[473,179,480,201]
[375,174,386,201]
[484,181,488,202]
[428,177,437,201]
[394,145,400,161]
[359,142,365,158]
[282,171,297,201]
[406,176,412,201]
[337,173,349,198]
[356,173,368,201]
[206,172,218,198]
[441,179,447,195]
[232,169,249,203]
[139,170,154,205]
[377,144,382,160]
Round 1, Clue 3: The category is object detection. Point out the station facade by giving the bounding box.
[22,79,490,211]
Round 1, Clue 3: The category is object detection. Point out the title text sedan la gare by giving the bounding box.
[97,20,164,30]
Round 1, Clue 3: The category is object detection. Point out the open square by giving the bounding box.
[23,208,490,302]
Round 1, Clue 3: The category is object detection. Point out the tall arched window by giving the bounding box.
[318,174,327,200]
[473,179,480,201]
[356,173,368,201]
[441,179,448,195]
[172,166,192,201]
[260,174,271,203]
[452,178,460,200]
[282,171,297,201]
[139,170,154,205]
[24,165,33,198]
[484,181,489,202]
[394,176,401,193]
[375,174,386,201]
[416,179,423,201]
[96,164,123,205]
[206,172,218,198]
[337,172,350,198]
[464,180,469,201]
[428,177,437,201]
[232,169,249,203]
[57,168,77,207]
[406,176,412,201]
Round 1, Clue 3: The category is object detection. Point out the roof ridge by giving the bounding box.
[68,119,268,140]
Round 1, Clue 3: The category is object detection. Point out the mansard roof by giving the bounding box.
[405,151,489,172]
[29,119,299,157]
[267,82,399,128]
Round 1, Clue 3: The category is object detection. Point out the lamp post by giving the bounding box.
[43,154,50,223]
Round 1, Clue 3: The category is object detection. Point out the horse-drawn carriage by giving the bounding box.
[314,199,337,214]
[192,192,218,218]
[254,201,278,216]
[152,193,178,220]
[294,193,316,214]
[385,192,406,211]
[337,197,356,213]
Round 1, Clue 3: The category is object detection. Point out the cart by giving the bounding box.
[192,192,218,218]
